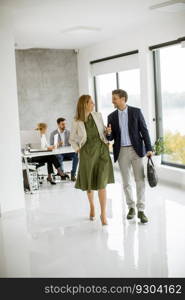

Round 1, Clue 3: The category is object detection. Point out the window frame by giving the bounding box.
[91,50,139,112]
[93,72,119,112]
[152,41,185,170]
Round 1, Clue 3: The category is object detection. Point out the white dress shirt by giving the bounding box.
[58,128,66,146]
[41,134,48,150]
[118,106,132,146]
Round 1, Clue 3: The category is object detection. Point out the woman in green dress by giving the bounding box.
[69,95,115,225]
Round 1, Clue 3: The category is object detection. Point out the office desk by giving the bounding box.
[22,146,75,193]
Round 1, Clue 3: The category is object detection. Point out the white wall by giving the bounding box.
[157,165,185,189]
[0,7,25,214]
[77,13,185,186]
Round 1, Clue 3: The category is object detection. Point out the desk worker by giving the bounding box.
[31,123,64,185]
[50,118,78,181]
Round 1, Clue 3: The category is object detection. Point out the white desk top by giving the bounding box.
[22,146,75,158]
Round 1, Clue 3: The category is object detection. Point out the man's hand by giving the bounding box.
[58,141,64,147]
[146,151,153,157]
[105,124,112,135]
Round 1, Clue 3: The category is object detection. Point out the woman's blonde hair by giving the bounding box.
[75,95,91,122]
[35,122,47,131]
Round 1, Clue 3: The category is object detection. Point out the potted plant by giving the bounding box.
[152,137,165,166]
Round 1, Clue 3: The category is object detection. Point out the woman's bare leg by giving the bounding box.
[98,188,108,225]
[87,190,95,220]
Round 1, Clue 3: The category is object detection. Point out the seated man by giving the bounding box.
[50,117,78,181]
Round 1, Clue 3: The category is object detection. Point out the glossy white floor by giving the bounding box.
[0,164,185,278]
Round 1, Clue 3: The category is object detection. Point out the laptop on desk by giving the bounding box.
[29,149,52,153]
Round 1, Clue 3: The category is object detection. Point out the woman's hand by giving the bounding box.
[48,145,55,150]
[105,124,112,135]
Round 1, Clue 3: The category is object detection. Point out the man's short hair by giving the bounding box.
[112,89,128,102]
[57,117,66,124]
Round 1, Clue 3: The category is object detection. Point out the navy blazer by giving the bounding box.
[107,106,152,162]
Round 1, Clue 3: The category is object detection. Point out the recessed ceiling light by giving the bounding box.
[60,26,101,34]
[150,0,185,12]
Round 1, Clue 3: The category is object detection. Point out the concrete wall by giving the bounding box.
[15,49,79,133]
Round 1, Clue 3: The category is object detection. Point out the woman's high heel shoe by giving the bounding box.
[47,178,56,185]
[89,209,95,221]
[100,215,108,226]
[89,215,95,221]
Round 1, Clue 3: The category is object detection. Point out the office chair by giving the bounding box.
[26,158,46,184]
[22,160,40,192]
[35,162,46,184]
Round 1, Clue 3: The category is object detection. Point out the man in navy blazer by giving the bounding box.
[106,89,153,223]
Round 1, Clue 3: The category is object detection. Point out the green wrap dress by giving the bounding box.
[75,114,115,191]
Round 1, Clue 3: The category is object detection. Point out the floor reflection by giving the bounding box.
[0,169,185,277]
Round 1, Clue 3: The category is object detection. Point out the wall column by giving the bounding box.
[0,7,25,215]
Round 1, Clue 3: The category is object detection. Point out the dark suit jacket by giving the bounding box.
[107,106,152,162]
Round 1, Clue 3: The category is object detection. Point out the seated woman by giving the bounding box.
[31,123,64,184]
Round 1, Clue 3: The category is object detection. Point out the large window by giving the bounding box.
[118,69,141,108]
[95,69,141,124]
[153,43,185,168]
[95,73,117,123]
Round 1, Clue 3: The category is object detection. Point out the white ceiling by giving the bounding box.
[2,0,185,49]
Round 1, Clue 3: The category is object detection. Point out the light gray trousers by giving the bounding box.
[118,146,145,211]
